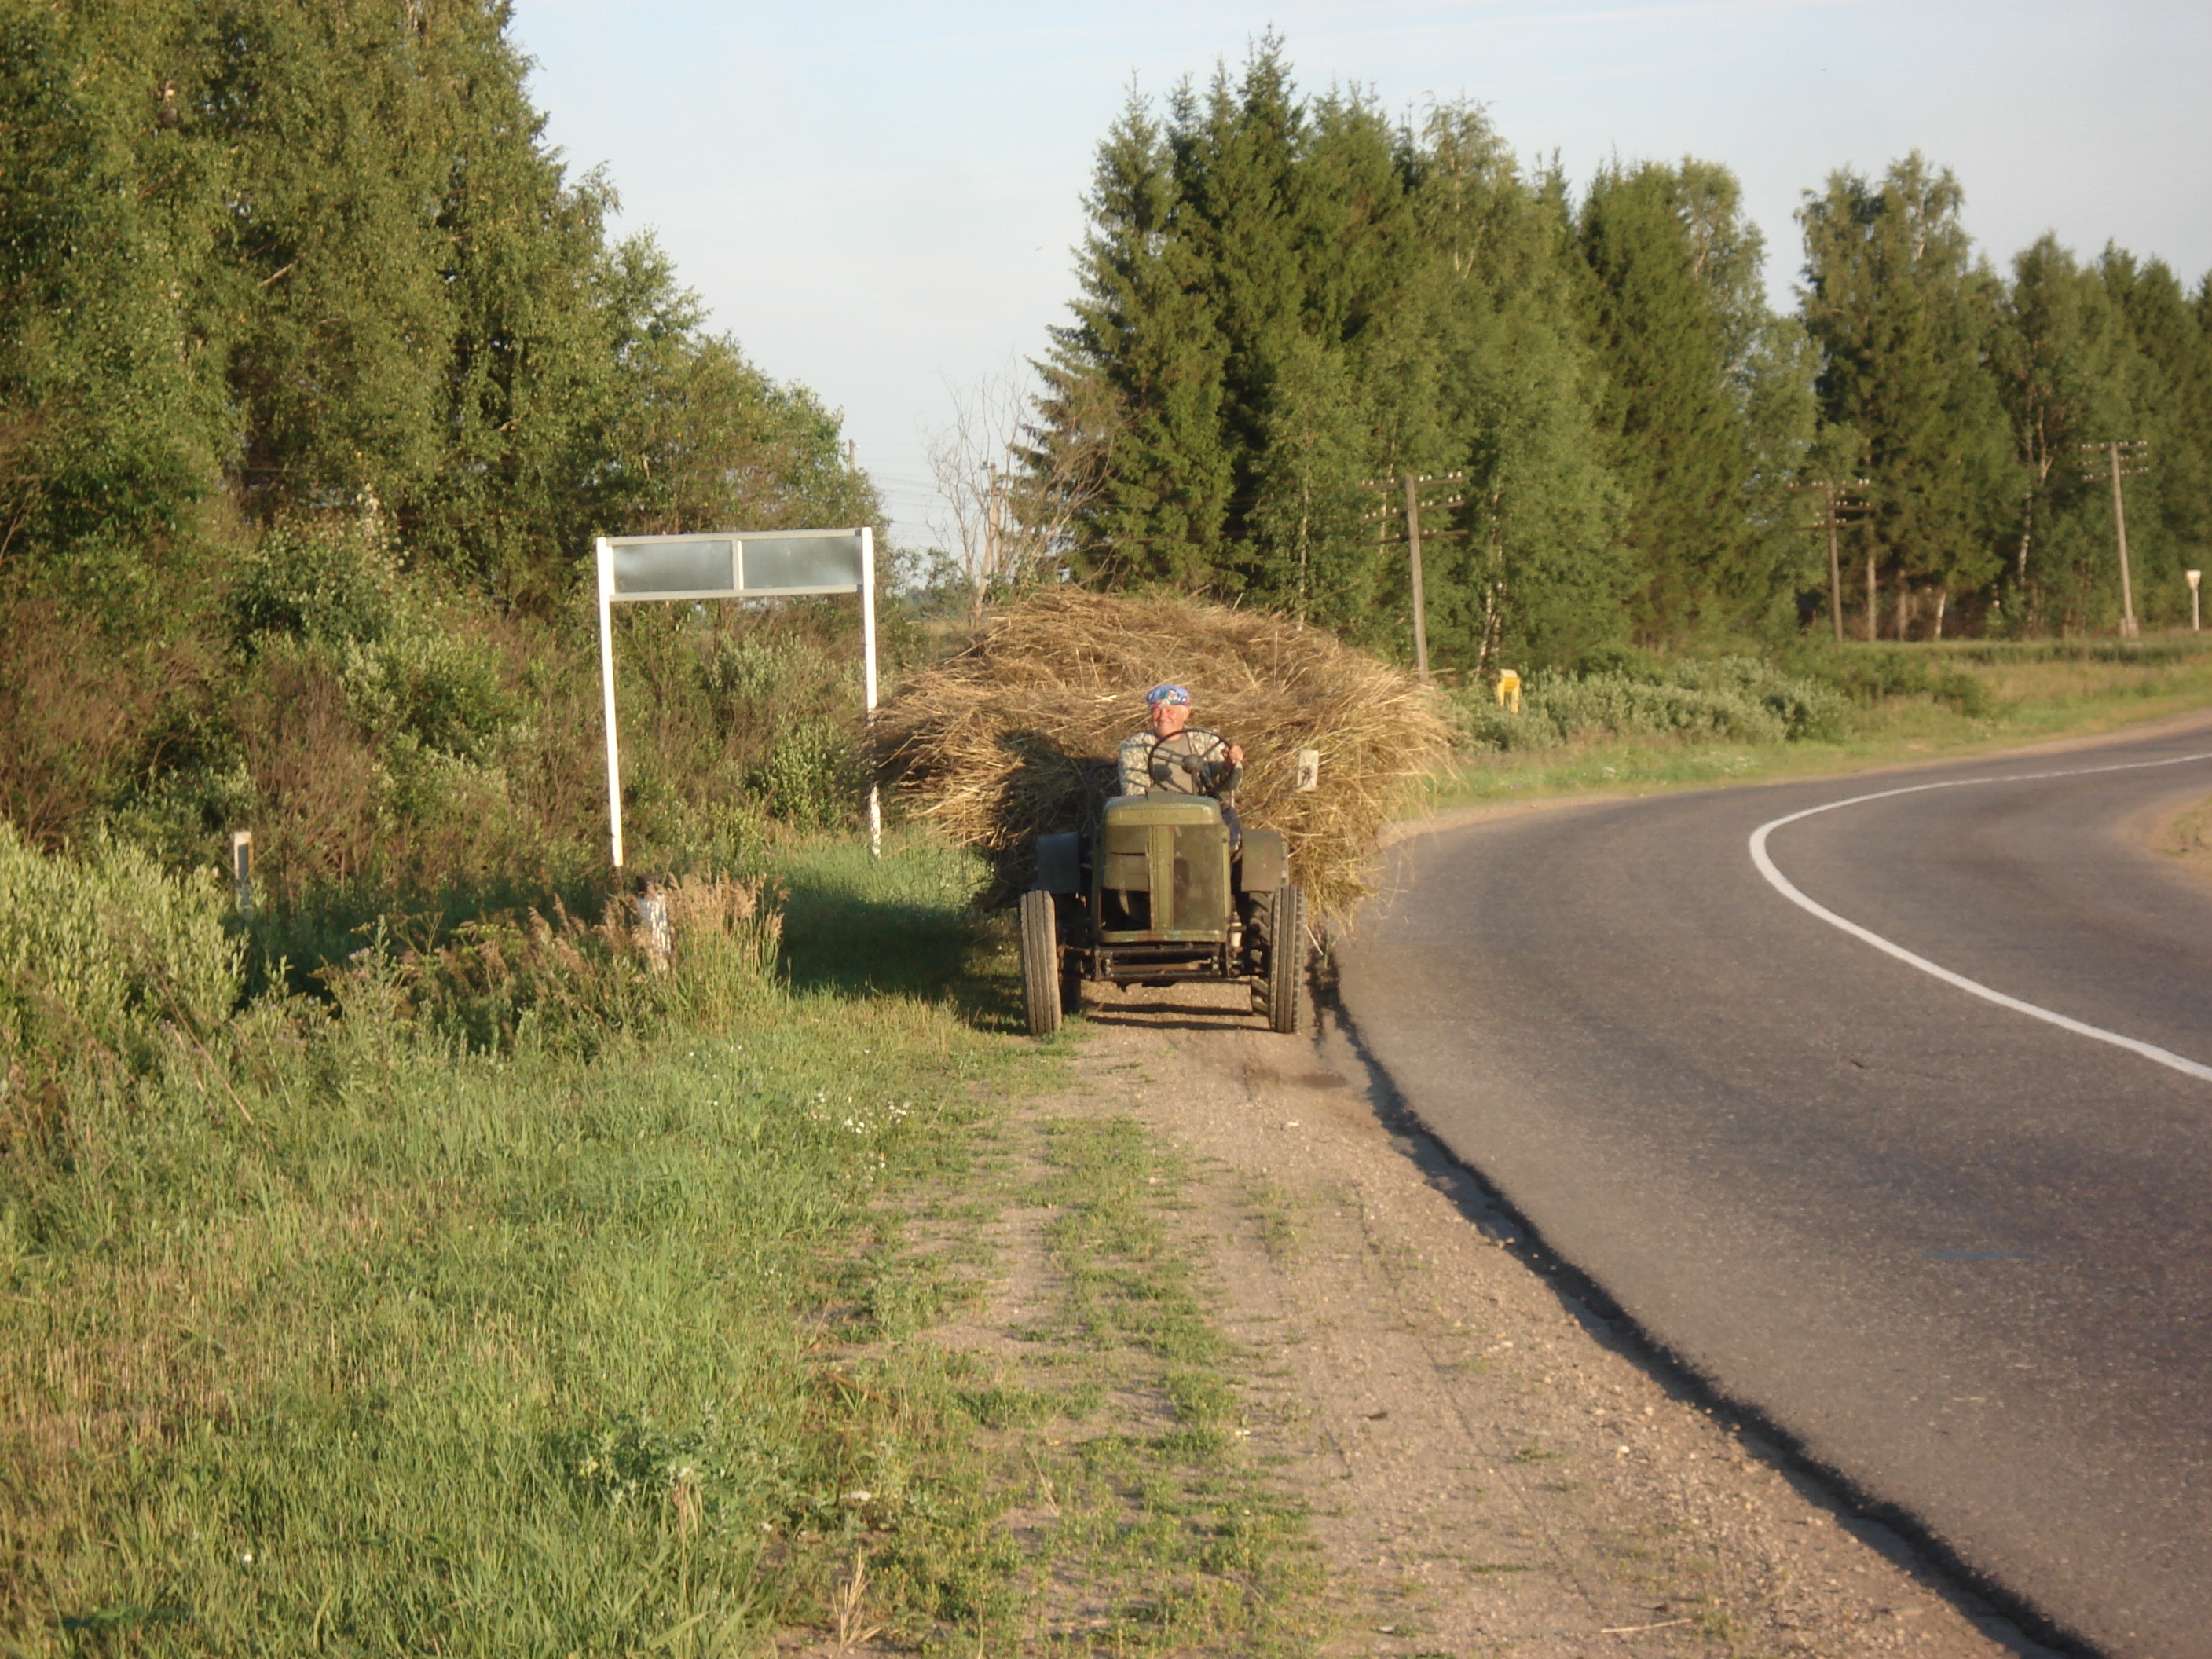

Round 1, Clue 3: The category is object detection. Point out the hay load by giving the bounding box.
[877,589,1452,924]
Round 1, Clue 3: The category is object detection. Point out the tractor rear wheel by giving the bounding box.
[1265,882,1307,1035]
[1019,888,1063,1036]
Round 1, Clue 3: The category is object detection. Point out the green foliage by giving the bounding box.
[1036,43,1628,672]
[225,518,403,651]
[1578,160,1765,637]
[1784,643,1992,716]
[1799,155,2020,626]
[1,1,879,606]
[1454,655,1848,750]
[0,825,243,1082]
[754,715,869,830]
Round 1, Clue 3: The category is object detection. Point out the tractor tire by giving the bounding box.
[1019,888,1063,1036]
[1265,882,1307,1035]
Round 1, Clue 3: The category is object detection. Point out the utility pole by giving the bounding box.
[1789,478,1870,643]
[2080,440,2149,639]
[1361,471,1463,682]
[985,462,1002,588]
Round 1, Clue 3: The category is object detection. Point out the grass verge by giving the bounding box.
[1437,638,2212,808]
[0,832,1320,1656]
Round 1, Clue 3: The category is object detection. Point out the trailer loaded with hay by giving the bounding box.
[877,590,1452,1035]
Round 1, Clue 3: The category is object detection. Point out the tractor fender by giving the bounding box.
[1237,828,1287,892]
[1033,831,1082,894]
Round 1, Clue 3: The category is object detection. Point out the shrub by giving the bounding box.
[1784,644,1990,716]
[0,826,244,1082]
[1452,654,1848,751]
[755,716,867,828]
[340,617,515,763]
[225,518,401,652]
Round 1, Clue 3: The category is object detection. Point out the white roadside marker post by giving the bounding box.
[230,830,254,918]
[861,528,881,859]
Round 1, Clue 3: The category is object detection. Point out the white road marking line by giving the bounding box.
[1748,750,2212,1083]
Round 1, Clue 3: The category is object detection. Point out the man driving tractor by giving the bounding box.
[1116,683,1244,800]
[1017,680,1300,1036]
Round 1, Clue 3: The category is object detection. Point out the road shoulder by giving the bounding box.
[1057,980,2056,1657]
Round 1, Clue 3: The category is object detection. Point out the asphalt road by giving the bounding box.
[1335,720,2212,1658]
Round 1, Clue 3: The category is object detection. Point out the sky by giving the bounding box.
[512,2,2212,547]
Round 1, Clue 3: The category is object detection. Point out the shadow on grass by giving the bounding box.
[244,864,610,1001]
[774,836,1025,1031]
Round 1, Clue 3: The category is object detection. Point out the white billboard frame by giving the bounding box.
[595,528,879,873]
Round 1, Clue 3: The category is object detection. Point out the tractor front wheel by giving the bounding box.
[1019,888,1064,1036]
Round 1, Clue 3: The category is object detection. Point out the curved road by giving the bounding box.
[1335,720,2212,1658]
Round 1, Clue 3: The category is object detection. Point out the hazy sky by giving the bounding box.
[513,2,2212,544]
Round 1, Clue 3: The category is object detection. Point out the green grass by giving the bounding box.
[1437,636,2212,808]
[0,837,1020,1654]
[980,1115,1324,1654]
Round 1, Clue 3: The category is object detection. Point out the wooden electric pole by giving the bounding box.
[2080,440,2149,639]
[1361,471,1464,682]
[1789,478,1870,642]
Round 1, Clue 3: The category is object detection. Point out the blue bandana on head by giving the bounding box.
[1146,683,1192,708]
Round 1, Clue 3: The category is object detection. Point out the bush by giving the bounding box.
[225,518,401,652]
[755,716,867,829]
[1453,654,1849,751]
[1782,644,1990,717]
[0,826,244,1082]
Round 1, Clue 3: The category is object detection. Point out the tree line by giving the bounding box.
[1,1,892,893]
[0,0,877,613]
[1028,41,2212,669]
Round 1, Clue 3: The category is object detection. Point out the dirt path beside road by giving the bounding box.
[1057,976,2058,1658]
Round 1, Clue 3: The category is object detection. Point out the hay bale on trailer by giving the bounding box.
[875,589,1451,925]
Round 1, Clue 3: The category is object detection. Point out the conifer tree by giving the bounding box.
[1577,159,1758,638]
[1038,93,1231,588]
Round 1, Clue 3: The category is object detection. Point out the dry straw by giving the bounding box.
[876,589,1452,924]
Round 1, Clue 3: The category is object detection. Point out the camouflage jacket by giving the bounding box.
[1116,727,1242,799]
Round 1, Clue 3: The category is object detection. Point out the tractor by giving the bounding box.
[1016,790,1308,1036]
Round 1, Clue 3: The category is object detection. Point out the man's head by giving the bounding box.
[1145,683,1191,738]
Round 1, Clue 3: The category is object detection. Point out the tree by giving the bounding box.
[1034,49,1626,672]
[929,365,1111,627]
[1577,159,1761,639]
[1988,234,2137,629]
[0,0,873,611]
[1799,154,2016,635]
[1037,90,1232,589]
[0,1,223,560]
[2100,247,2212,621]
[1403,113,1624,671]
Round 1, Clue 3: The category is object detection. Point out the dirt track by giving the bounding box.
[1057,971,2063,1658]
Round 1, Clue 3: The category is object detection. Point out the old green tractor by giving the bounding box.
[1016,791,1308,1037]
